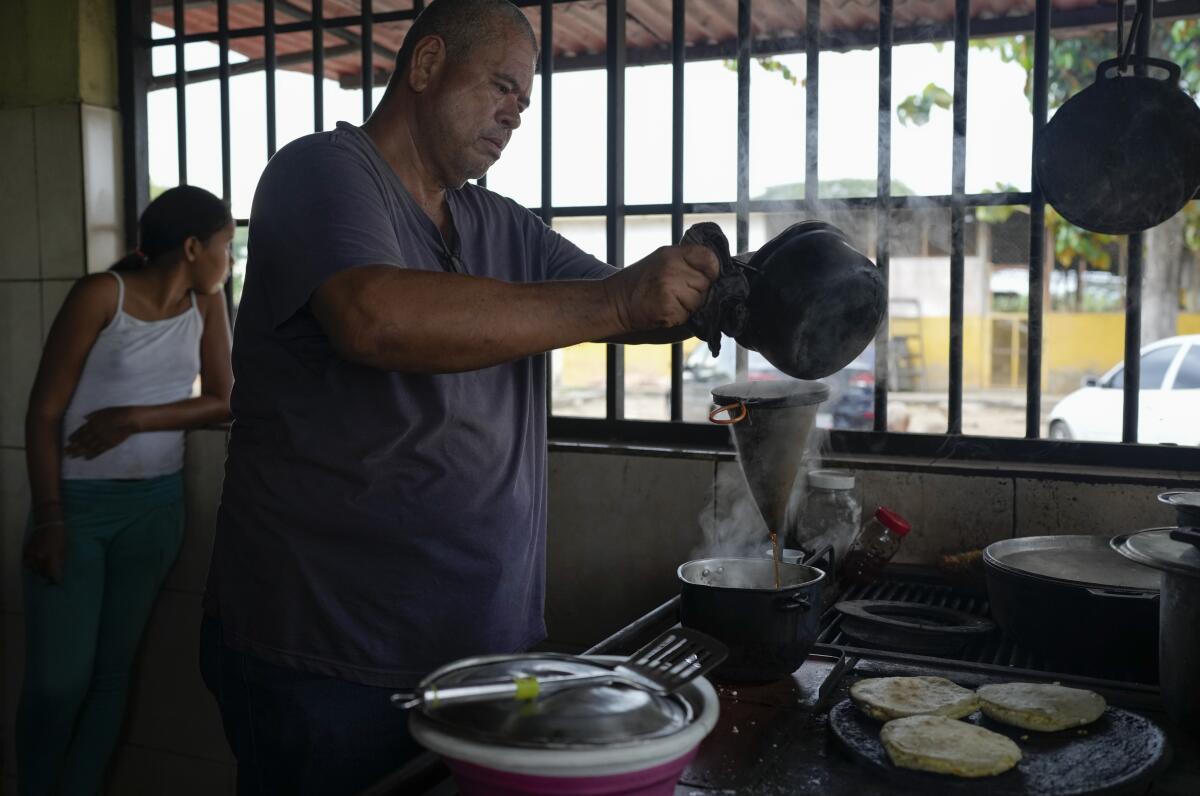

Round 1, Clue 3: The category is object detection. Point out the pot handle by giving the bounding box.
[709,402,748,425]
[776,593,812,612]
[1096,56,1181,83]
[1085,587,1159,601]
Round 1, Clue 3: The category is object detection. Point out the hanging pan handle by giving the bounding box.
[1096,56,1181,83]
[709,402,748,425]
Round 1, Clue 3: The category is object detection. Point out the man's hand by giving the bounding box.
[24,522,67,584]
[65,406,141,459]
[602,245,719,334]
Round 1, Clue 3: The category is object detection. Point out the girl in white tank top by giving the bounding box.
[19,186,234,796]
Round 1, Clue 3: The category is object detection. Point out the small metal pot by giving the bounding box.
[677,558,825,683]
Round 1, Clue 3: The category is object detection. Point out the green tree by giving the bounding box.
[905,21,1200,337]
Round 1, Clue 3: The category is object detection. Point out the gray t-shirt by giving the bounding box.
[206,122,614,687]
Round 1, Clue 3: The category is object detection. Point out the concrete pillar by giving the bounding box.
[1,0,122,786]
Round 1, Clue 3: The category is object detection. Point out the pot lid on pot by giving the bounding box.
[983,535,1159,592]
[413,654,694,749]
[711,379,829,409]
[1158,491,1200,510]
[1114,529,1200,579]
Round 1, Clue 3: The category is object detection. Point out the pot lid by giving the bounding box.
[1158,491,1200,510]
[678,557,826,591]
[1114,529,1200,579]
[983,535,1159,592]
[711,379,830,408]
[413,654,693,749]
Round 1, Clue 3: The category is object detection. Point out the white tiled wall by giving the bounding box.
[80,104,123,275]
[0,281,42,448]
[122,590,231,764]
[32,104,85,280]
[108,430,235,790]
[38,279,74,342]
[1,449,28,615]
[0,108,40,279]
[1,613,23,783]
[0,97,144,792]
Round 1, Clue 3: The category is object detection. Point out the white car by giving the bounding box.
[1048,335,1200,445]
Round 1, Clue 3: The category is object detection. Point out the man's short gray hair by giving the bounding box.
[394,0,538,78]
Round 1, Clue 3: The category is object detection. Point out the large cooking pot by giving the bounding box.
[1035,55,1200,235]
[678,558,825,683]
[983,535,1159,681]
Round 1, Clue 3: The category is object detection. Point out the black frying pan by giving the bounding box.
[1035,56,1200,235]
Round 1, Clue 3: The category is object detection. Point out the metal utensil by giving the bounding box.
[394,628,726,710]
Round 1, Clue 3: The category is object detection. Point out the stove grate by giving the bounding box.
[818,574,1157,685]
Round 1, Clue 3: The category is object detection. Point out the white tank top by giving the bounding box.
[61,271,204,480]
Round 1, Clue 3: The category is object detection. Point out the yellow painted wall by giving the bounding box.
[902,312,1200,394]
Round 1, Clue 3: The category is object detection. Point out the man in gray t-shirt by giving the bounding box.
[200,1,716,792]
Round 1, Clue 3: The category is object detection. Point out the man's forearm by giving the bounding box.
[603,326,694,345]
[315,267,630,373]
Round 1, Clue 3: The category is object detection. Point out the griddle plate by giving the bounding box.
[829,699,1170,796]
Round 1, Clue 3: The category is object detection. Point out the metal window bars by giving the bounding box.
[121,0,1200,469]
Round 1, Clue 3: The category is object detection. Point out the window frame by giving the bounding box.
[117,0,1200,472]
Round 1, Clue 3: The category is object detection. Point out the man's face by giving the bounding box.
[419,28,536,187]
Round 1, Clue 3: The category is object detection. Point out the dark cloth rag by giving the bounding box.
[682,222,751,357]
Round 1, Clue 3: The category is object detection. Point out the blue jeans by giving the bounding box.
[198,615,424,796]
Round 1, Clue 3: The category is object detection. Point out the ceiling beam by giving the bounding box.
[146,0,1200,88]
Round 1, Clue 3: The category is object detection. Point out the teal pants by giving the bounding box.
[18,473,184,796]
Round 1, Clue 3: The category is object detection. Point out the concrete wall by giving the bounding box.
[541,448,1189,646]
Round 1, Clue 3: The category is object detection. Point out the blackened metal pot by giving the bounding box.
[677,558,825,683]
[983,535,1159,681]
[738,221,886,381]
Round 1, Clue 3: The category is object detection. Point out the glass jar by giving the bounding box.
[795,470,861,569]
[843,507,912,584]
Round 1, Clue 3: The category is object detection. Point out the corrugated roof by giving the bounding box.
[149,0,1136,85]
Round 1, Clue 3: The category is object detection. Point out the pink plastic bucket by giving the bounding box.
[445,747,700,796]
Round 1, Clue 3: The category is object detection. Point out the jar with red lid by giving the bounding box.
[842,507,912,584]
